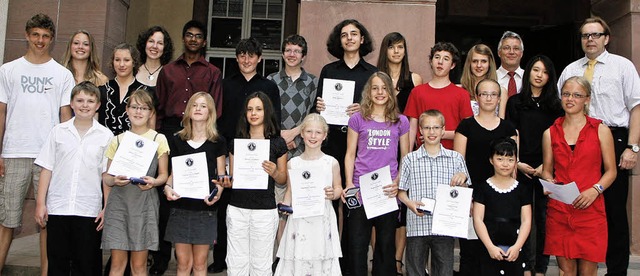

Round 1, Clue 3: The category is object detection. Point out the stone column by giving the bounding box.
[0,0,9,65]
[299,0,438,81]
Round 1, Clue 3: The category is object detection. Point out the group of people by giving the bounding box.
[0,12,637,276]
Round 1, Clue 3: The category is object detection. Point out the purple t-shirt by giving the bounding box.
[349,112,410,186]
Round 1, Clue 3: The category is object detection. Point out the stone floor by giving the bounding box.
[4,233,640,275]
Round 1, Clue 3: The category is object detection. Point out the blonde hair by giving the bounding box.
[460,44,498,100]
[127,90,155,112]
[61,30,104,85]
[561,76,591,114]
[178,92,219,142]
[300,113,329,134]
[360,72,400,124]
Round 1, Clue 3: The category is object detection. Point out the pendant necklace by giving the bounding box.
[144,63,162,80]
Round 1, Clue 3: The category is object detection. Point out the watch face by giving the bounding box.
[632,145,640,153]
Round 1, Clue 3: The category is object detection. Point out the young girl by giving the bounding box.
[473,138,532,275]
[222,91,288,275]
[460,44,508,118]
[274,113,343,275]
[162,92,225,275]
[102,89,169,275]
[344,72,410,276]
[61,30,109,85]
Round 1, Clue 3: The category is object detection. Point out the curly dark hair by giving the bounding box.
[429,42,461,67]
[236,37,262,56]
[136,26,174,65]
[326,19,374,59]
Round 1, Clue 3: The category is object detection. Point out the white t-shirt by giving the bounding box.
[34,118,113,217]
[0,57,74,158]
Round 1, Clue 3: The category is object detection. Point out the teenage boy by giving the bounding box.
[0,13,74,272]
[34,81,113,275]
[209,37,281,274]
[404,42,473,150]
[398,109,470,276]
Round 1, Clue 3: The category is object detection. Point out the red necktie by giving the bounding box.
[507,71,517,97]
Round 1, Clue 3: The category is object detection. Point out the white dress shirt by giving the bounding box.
[497,66,525,94]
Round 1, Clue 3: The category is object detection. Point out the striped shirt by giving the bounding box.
[557,50,640,128]
[399,145,470,237]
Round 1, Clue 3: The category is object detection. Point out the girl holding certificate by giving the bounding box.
[102,90,169,275]
[162,92,226,275]
[541,76,616,275]
[343,72,410,276]
[223,92,288,275]
[472,138,532,275]
[274,113,343,275]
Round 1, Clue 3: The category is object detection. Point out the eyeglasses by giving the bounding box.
[284,49,302,55]
[128,105,151,111]
[561,92,588,99]
[478,92,499,99]
[580,32,606,40]
[500,45,522,52]
[185,32,204,40]
[421,126,443,131]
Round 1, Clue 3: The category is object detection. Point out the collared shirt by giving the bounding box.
[497,66,525,94]
[218,73,281,142]
[399,145,470,237]
[557,50,640,128]
[155,54,223,129]
[312,58,378,118]
[34,118,114,217]
[267,68,318,158]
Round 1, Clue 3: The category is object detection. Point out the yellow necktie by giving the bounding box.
[584,59,597,82]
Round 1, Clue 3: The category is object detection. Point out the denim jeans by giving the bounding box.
[405,235,454,276]
[347,206,397,276]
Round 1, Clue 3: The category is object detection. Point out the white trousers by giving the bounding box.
[226,205,278,276]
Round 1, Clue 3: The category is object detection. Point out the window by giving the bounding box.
[207,0,285,78]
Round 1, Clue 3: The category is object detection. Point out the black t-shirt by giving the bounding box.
[228,136,287,209]
[455,117,517,187]
[167,133,227,211]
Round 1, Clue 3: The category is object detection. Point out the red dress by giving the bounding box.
[544,116,607,262]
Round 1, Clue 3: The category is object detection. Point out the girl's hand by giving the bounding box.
[449,172,467,187]
[572,187,599,209]
[137,176,156,191]
[488,245,506,261]
[533,164,543,178]
[95,209,105,231]
[164,185,180,201]
[214,175,233,188]
[382,179,398,198]
[34,202,48,229]
[204,184,223,206]
[262,160,278,178]
[114,175,130,187]
[517,162,536,178]
[346,103,360,117]
[409,200,425,217]
[504,245,521,262]
[324,186,335,200]
[315,97,326,112]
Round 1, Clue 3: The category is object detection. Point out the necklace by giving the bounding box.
[144,63,162,80]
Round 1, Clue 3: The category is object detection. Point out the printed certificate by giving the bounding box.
[172,152,210,199]
[289,167,326,218]
[359,165,399,219]
[431,185,473,238]
[232,139,270,189]
[320,78,355,125]
[108,131,158,178]
[539,179,580,204]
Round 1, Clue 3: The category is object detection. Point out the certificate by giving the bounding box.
[289,167,326,218]
[108,131,159,178]
[232,139,270,189]
[539,179,580,204]
[172,152,210,199]
[431,185,473,238]
[359,165,399,219]
[320,78,355,125]
[467,217,478,240]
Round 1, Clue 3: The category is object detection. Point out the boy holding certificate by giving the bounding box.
[397,110,470,276]
[34,81,113,275]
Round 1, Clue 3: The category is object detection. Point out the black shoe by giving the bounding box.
[149,261,168,275]
[207,262,227,273]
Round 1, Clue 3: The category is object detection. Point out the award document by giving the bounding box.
[431,185,473,238]
[232,139,270,190]
[539,179,580,204]
[289,167,326,218]
[359,165,399,219]
[320,78,355,125]
[172,152,209,199]
[108,131,159,178]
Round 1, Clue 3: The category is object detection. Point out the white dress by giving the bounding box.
[274,154,342,276]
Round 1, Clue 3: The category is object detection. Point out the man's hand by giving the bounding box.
[619,148,637,170]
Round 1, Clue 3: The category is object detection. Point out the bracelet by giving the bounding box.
[592,184,604,194]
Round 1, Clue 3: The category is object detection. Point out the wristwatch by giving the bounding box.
[627,144,639,153]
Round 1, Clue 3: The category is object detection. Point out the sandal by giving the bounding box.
[396,260,404,276]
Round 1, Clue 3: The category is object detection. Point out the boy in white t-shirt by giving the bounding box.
[34,81,113,275]
[0,13,74,272]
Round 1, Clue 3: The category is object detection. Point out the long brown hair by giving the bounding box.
[460,44,498,100]
[360,72,400,124]
[61,30,104,85]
